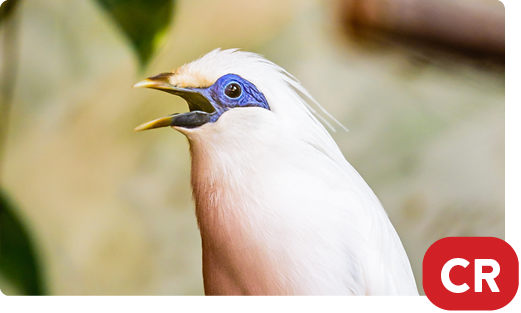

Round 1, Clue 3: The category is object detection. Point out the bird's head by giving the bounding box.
[133,48,345,143]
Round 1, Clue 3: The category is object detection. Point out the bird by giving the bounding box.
[133,48,419,296]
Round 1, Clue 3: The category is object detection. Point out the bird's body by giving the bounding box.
[134,49,418,295]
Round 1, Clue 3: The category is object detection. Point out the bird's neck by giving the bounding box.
[183,109,361,295]
[186,121,298,295]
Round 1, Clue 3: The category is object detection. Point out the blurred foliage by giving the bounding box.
[94,0,175,68]
[0,0,20,27]
[0,188,46,295]
[1,0,39,296]
[1,0,177,295]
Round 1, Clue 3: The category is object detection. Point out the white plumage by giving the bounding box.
[134,48,418,295]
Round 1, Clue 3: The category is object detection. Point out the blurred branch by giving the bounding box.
[0,0,21,178]
[340,0,504,61]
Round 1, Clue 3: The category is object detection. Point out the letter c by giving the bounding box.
[441,258,470,293]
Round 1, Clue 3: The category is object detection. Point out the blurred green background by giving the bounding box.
[0,0,504,295]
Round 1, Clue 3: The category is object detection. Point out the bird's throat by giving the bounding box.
[189,141,295,295]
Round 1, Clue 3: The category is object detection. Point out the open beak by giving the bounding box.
[133,73,216,131]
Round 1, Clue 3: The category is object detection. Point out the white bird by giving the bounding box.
[133,48,418,296]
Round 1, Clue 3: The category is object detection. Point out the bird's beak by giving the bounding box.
[133,73,215,131]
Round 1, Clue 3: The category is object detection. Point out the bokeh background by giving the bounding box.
[0,0,504,295]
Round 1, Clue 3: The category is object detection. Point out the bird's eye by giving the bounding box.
[224,83,242,98]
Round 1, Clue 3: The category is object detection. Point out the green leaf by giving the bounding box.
[0,188,46,295]
[95,0,175,69]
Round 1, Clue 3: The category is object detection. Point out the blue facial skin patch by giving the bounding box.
[197,74,271,123]
[142,73,271,129]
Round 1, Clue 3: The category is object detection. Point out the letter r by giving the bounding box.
[475,259,500,292]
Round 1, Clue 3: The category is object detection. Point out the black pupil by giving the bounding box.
[225,83,241,98]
